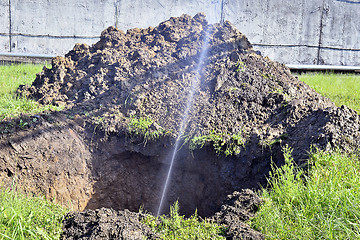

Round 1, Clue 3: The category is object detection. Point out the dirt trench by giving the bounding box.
[1,12,360,238]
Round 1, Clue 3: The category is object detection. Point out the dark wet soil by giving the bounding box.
[61,208,159,240]
[61,189,264,239]
[1,13,360,239]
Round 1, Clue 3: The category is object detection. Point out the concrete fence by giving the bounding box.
[0,0,359,66]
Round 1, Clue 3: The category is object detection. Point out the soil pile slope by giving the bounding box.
[19,13,360,161]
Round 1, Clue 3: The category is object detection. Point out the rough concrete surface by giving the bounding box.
[0,0,359,65]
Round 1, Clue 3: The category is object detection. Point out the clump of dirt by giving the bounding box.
[61,208,158,239]
[1,12,360,238]
[212,189,264,240]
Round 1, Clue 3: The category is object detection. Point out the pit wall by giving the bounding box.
[0,0,359,66]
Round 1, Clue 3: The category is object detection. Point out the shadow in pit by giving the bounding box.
[83,129,280,217]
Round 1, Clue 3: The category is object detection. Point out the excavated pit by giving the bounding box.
[0,113,274,218]
[1,12,360,237]
[85,135,275,217]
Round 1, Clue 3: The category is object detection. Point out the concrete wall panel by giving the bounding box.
[116,0,223,30]
[0,36,10,52]
[321,0,360,48]
[319,0,360,65]
[320,48,360,66]
[223,0,324,64]
[0,0,9,52]
[0,0,359,65]
[0,1,9,33]
[11,0,115,37]
[11,35,99,55]
[256,45,319,65]
[222,0,268,44]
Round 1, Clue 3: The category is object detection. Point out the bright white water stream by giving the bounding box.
[157,27,211,216]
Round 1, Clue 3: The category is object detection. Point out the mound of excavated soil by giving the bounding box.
[1,12,359,238]
[18,13,360,161]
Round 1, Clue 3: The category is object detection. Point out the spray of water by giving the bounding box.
[156,26,211,216]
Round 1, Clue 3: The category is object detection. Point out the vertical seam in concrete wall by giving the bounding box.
[115,0,119,28]
[317,0,326,64]
[8,0,12,52]
[220,0,225,24]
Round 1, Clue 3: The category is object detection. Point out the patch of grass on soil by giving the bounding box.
[0,188,68,240]
[0,64,62,120]
[251,146,360,239]
[127,115,166,143]
[142,201,225,239]
[299,72,360,114]
[189,130,246,156]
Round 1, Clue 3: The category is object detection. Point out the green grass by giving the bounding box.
[189,130,245,156]
[0,188,68,240]
[299,72,360,113]
[127,115,166,143]
[251,146,360,239]
[142,201,225,239]
[0,64,62,120]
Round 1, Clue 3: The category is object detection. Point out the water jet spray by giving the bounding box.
[156,26,212,216]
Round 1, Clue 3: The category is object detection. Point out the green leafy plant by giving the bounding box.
[189,131,225,155]
[299,72,360,114]
[252,147,360,239]
[189,130,246,156]
[127,115,165,144]
[19,119,28,129]
[0,188,68,240]
[228,87,239,92]
[261,73,274,79]
[235,61,246,72]
[259,133,288,150]
[225,132,246,156]
[270,87,284,95]
[0,63,63,120]
[142,201,225,239]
